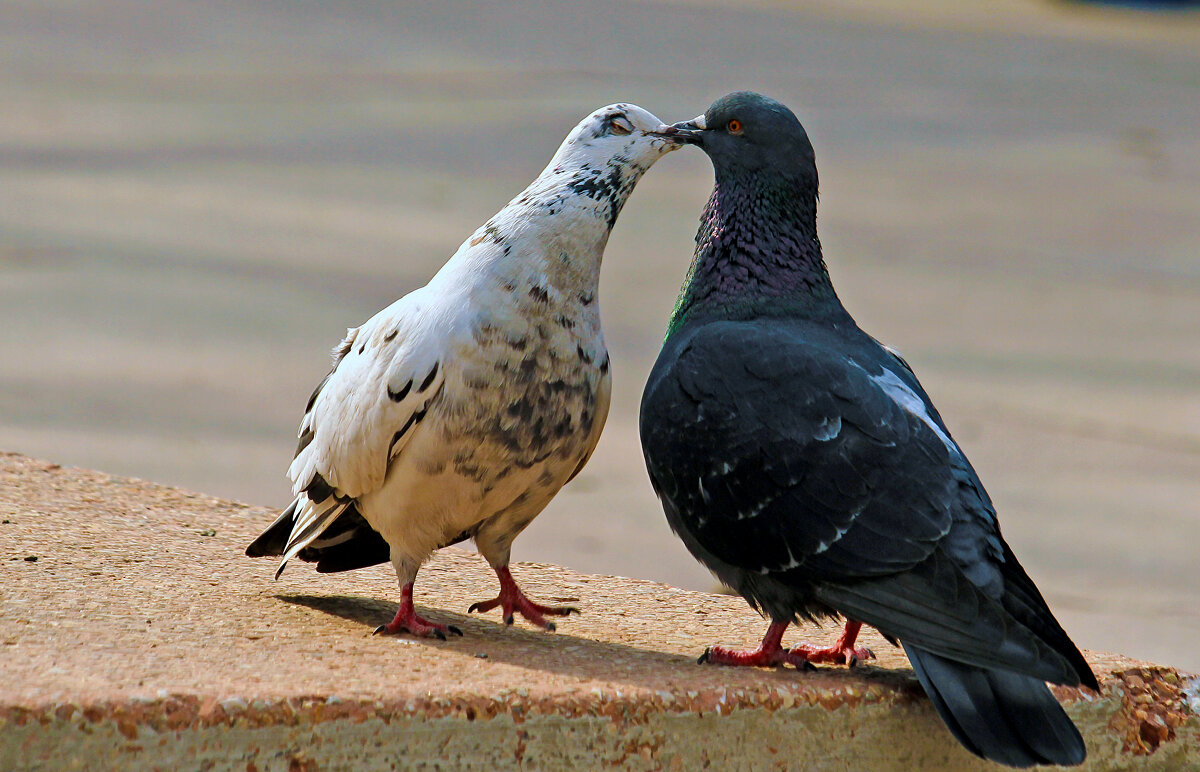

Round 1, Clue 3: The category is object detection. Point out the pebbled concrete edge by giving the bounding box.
[4,669,1197,771]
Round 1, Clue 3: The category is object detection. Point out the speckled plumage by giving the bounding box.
[641,92,1096,767]
[247,104,680,633]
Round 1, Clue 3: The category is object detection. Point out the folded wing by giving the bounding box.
[247,290,450,576]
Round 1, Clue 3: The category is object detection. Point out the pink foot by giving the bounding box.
[699,620,875,669]
[373,582,462,640]
[791,621,875,666]
[468,565,579,631]
[699,620,814,669]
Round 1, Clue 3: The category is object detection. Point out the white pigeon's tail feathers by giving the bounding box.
[245,498,299,559]
[246,493,391,576]
[273,492,353,580]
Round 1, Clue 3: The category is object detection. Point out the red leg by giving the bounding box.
[373,582,462,640]
[791,620,875,666]
[700,620,875,669]
[468,565,579,631]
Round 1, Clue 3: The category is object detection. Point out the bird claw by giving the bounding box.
[375,590,459,639]
[787,619,875,667]
[374,620,456,639]
[469,565,579,631]
[793,642,875,667]
[847,647,875,668]
[698,643,815,669]
[697,620,872,671]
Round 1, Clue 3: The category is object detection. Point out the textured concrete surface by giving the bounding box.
[1,453,1196,770]
[2,0,1199,676]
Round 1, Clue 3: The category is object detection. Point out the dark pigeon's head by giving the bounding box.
[668,92,817,189]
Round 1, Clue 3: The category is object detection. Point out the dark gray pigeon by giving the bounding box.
[639,92,1098,768]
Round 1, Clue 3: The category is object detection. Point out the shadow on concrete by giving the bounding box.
[278,593,398,628]
[276,593,922,696]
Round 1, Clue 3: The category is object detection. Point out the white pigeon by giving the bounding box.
[247,104,682,637]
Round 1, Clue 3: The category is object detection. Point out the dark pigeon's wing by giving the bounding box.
[641,320,1093,688]
[642,320,956,580]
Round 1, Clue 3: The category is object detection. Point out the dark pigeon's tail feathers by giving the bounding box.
[906,644,1087,768]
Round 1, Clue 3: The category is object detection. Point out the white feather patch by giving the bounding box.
[870,368,955,451]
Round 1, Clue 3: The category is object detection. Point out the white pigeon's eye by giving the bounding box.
[608,117,634,136]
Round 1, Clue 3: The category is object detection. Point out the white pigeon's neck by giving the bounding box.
[515,152,634,245]
[456,153,646,296]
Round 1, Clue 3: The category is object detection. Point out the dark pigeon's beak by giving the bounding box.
[652,115,706,145]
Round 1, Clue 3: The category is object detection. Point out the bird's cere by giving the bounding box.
[247,102,683,639]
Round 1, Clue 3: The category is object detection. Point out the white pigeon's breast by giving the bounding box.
[356,277,609,557]
[442,278,607,470]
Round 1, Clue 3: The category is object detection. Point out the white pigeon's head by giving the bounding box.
[551,103,682,169]
[523,103,682,230]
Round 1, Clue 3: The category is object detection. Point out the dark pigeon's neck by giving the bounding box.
[666,174,849,338]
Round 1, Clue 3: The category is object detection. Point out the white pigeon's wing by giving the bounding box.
[276,288,451,572]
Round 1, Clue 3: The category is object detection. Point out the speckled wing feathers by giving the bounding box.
[289,295,446,501]
[264,292,449,574]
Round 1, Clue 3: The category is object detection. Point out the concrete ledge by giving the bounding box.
[1,452,1196,770]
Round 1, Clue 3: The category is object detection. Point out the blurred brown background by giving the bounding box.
[2,0,1198,670]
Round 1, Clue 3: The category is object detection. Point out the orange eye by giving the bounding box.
[727,119,743,135]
